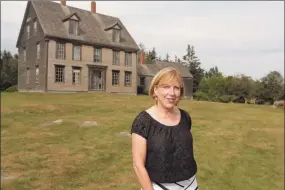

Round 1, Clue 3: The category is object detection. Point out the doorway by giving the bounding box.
[89,68,106,91]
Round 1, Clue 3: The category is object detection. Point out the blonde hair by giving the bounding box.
[149,67,184,99]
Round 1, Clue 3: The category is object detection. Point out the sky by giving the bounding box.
[1,1,284,80]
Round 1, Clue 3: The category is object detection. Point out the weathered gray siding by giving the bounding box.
[17,3,47,92]
[183,78,193,97]
[47,40,137,94]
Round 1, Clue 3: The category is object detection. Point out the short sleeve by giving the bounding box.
[183,110,192,130]
[130,112,150,139]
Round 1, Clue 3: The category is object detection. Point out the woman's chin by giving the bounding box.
[162,101,177,109]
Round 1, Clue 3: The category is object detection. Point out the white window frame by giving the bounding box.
[69,20,79,36]
[113,51,120,65]
[27,25,30,38]
[56,42,65,60]
[73,45,81,61]
[36,42,40,59]
[113,29,120,42]
[33,20,37,36]
[140,77,145,86]
[125,52,132,66]
[94,48,101,63]
[112,70,120,86]
[35,65,39,83]
[55,65,65,83]
[124,71,132,87]
[26,67,30,85]
[72,67,81,84]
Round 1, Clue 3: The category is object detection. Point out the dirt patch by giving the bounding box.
[79,121,98,127]
[1,107,13,113]
[205,130,237,137]
[27,131,59,138]
[116,131,131,137]
[245,142,273,150]
[21,104,62,111]
[41,119,63,127]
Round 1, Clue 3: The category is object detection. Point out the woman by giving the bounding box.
[131,67,198,190]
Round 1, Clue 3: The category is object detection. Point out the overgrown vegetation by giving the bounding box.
[1,45,284,105]
[138,44,284,104]
[1,50,18,91]
[1,93,284,190]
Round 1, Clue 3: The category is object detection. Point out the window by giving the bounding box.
[35,65,39,83]
[73,45,81,61]
[55,65,65,83]
[56,42,65,59]
[27,25,30,38]
[94,48,101,63]
[140,77,145,86]
[112,70,120,86]
[72,67,81,84]
[69,20,79,35]
[113,29,120,42]
[124,71,132,87]
[23,48,26,62]
[33,20,37,36]
[26,67,30,84]
[113,51,119,65]
[125,52,132,66]
[36,42,40,59]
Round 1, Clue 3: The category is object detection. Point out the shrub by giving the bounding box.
[193,91,209,101]
[5,85,18,92]
[232,96,246,104]
[218,95,238,103]
[142,87,149,95]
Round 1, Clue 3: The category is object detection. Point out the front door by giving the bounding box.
[89,69,105,91]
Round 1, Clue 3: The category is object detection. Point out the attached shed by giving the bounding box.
[137,59,194,97]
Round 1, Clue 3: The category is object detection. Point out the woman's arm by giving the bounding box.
[132,133,153,190]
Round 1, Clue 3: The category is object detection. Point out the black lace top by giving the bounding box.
[130,108,197,183]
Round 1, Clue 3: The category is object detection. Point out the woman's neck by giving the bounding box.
[154,103,176,119]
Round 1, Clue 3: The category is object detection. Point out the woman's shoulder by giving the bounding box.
[131,110,152,139]
[178,108,191,117]
[133,110,151,122]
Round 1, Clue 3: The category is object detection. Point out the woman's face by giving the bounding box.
[154,79,181,109]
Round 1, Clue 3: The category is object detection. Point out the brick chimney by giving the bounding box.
[139,51,145,64]
[60,0,66,6]
[91,1,96,13]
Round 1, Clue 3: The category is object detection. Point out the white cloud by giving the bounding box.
[1,1,284,79]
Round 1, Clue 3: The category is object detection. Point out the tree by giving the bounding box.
[1,50,18,91]
[183,44,204,93]
[138,43,145,51]
[150,47,157,60]
[205,66,222,78]
[175,55,178,62]
[144,47,157,64]
[260,71,284,102]
[164,53,170,62]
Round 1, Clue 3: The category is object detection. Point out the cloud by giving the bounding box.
[1,1,284,79]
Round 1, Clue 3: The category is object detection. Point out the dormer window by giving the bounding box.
[113,29,120,43]
[69,20,79,35]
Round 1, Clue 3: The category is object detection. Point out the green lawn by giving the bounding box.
[1,92,284,190]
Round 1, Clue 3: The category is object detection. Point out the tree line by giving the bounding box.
[139,43,284,104]
[1,47,284,105]
[1,50,18,91]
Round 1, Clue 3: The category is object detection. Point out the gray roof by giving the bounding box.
[16,1,140,51]
[137,60,193,78]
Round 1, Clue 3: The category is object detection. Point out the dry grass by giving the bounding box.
[1,92,284,190]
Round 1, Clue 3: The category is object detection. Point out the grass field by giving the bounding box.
[1,92,284,190]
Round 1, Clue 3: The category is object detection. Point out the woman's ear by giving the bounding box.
[153,86,158,97]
